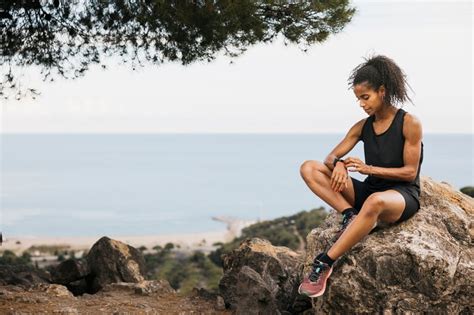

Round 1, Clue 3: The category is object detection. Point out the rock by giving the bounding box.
[31,284,75,298]
[219,238,311,314]
[86,236,146,293]
[50,259,90,296]
[134,280,175,296]
[190,287,227,311]
[305,176,474,314]
[48,237,150,295]
[65,279,89,297]
[45,284,75,298]
[101,280,175,296]
[215,295,226,311]
[51,259,90,285]
[53,306,78,314]
[0,264,51,287]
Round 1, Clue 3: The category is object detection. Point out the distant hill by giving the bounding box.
[208,207,328,267]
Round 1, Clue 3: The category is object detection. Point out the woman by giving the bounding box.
[298,55,424,298]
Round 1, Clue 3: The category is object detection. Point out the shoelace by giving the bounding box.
[340,212,355,229]
[309,260,328,282]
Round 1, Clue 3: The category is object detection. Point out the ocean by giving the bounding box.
[1,134,472,237]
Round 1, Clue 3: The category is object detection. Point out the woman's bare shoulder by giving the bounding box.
[403,112,422,124]
[347,117,368,138]
[403,112,423,139]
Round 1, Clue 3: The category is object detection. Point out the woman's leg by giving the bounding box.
[299,186,406,297]
[327,189,405,260]
[300,160,356,213]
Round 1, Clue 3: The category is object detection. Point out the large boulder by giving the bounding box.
[305,176,473,314]
[51,258,90,285]
[46,237,148,295]
[85,236,146,293]
[51,258,91,295]
[48,237,148,295]
[218,177,473,314]
[219,238,312,314]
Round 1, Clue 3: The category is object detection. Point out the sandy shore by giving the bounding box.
[1,230,232,254]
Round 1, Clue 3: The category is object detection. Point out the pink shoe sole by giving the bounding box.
[297,267,333,297]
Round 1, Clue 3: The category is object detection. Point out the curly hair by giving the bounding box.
[347,54,414,107]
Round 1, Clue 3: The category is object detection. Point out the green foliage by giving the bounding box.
[2,0,356,99]
[208,207,328,267]
[0,207,327,294]
[164,243,175,251]
[27,245,71,256]
[241,221,298,248]
[0,250,33,266]
[295,208,329,237]
[460,186,474,197]
[143,245,222,294]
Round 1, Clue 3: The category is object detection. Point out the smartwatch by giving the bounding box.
[333,157,344,167]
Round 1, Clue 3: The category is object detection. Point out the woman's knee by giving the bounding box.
[360,193,385,217]
[300,160,325,181]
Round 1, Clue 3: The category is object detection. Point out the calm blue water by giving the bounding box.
[1,134,472,237]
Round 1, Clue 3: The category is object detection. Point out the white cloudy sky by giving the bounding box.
[1,0,472,134]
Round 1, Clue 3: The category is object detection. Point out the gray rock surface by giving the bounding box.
[305,176,473,314]
[219,177,473,314]
[51,258,89,285]
[219,238,312,314]
[85,236,147,293]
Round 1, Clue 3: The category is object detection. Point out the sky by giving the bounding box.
[1,0,472,134]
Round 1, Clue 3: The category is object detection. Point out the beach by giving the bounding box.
[1,230,232,255]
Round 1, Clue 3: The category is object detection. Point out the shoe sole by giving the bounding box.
[298,267,333,298]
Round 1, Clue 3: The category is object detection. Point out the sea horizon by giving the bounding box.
[1,133,472,238]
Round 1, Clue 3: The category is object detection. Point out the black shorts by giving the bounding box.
[350,177,420,224]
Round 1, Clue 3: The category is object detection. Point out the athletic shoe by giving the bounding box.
[330,211,358,243]
[300,253,324,284]
[298,259,333,297]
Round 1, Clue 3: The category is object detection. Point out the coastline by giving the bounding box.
[1,229,232,255]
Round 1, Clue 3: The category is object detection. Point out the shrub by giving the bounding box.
[460,186,474,197]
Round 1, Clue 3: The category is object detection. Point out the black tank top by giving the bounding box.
[360,108,424,198]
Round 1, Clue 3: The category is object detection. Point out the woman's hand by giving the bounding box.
[344,157,371,175]
[331,161,349,192]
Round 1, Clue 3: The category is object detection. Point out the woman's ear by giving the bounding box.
[378,85,386,98]
[380,85,385,95]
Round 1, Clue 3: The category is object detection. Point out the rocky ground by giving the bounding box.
[0,236,230,314]
[0,282,228,314]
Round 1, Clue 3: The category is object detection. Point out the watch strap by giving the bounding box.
[333,157,344,167]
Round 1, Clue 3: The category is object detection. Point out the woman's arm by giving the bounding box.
[324,118,366,171]
[324,118,366,192]
[345,113,423,182]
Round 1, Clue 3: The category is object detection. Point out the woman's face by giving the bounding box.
[353,82,386,115]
